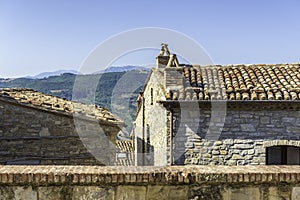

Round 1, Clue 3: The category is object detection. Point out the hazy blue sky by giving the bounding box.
[0,0,300,77]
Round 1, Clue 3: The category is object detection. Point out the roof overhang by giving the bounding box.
[0,96,125,128]
[159,100,300,110]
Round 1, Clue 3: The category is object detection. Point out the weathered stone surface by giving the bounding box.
[232,154,243,160]
[269,186,291,200]
[212,150,219,155]
[223,139,234,145]
[226,187,260,200]
[0,187,14,200]
[0,91,122,165]
[282,117,296,123]
[214,141,223,146]
[220,150,228,155]
[38,187,70,200]
[203,153,212,158]
[189,186,223,200]
[248,149,255,155]
[116,186,146,200]
[240,124,256,132]
[169,106,300,166]
[14,186,37,200]
[147,186,188,200]
[72,186,114,200]
[260,116,270,124]
[292,187,300,200]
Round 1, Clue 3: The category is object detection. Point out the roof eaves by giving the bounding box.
[158,99,300,109]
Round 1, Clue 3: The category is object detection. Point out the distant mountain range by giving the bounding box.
[24,70,81,79]
[94,65,151,74]
[18,65,150,79]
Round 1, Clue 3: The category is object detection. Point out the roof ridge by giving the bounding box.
[178,63,300,69]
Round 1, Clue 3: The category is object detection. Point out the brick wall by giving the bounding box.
[0,165,300,199]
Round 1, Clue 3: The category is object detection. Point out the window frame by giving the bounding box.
[266,145,300,165]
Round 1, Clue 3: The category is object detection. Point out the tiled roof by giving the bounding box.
[0,88,124,125]
[116,140,134,166]
[116,140,134,152]
[167,63,300,101]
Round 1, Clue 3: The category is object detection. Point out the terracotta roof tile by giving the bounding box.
[0,88,124,125]
[167,64,300,101]
[115,140,134,166]
[116,140,134,152]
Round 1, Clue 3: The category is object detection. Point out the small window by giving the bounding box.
[146,124,150,153]
[150,88,154,105]
[266,146,300,165]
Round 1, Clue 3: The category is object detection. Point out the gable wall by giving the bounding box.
[134,69,171,166]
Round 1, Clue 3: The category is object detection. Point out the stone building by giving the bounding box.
[0,88,124,165]
[134,45,300,166]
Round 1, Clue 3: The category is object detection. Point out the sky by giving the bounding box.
[0,0,300,78]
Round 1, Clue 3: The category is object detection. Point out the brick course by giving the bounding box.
[0,166,300,199]
[0,165,299,184]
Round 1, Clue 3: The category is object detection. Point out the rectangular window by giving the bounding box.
[266,146,300,165]
[267,146,282,165]
[287,146,300,165]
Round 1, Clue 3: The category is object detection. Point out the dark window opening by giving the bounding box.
[150,88,153,105]
[146,124,150,153]
[266,146,300,165]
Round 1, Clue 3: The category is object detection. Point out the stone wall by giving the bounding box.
[0,165,300,200]
[135,67,300,166]
[0,98,120,165]
[170,101,300,165]
[135,69,170,166]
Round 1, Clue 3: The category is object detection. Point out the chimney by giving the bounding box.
[156,43,179,68]
[156,55,169,68]
[164,67,183,90]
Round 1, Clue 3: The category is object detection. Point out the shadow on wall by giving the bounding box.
[136,137,154,166]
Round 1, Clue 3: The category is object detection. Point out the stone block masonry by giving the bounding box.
[140,60,300,167]
[0,91,121,165]
[171,102,300,165]
[0,165,300,199]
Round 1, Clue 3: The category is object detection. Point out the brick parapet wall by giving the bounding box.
[1,166,300,199]
[0,165,299,185]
